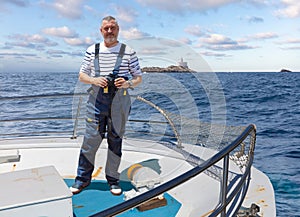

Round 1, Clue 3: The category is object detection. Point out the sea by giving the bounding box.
[0,71,299,216]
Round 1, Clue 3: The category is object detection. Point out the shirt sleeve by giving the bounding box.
[79,45,94,76]
[128,47,142,77]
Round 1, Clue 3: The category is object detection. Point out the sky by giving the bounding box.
[0,0,299,73]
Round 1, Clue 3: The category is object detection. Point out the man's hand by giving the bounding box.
[93,77,108,88]
[79,72,107,87]
[114,77,127,88]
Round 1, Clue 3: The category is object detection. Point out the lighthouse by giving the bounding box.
[178,58,188,68]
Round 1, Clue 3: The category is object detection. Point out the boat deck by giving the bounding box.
[64,179,181,217]
[0,135,276,217]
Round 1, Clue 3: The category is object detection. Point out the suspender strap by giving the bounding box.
[112,43,126,75]
[94,43,126,77]
[94,43,100,77]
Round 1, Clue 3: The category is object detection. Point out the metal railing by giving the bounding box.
[90,124,256,217]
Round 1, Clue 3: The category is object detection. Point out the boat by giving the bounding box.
[0,91,276,217]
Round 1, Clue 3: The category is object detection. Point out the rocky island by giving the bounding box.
[280,68,292,72]
[141,65,194,73]
[142,58,195,73]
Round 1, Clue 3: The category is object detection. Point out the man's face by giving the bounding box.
[100,20,119,45]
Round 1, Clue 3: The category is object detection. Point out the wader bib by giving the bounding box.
[76,43,131,186]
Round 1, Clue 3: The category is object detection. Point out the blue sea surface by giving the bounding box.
[0,71,299,216]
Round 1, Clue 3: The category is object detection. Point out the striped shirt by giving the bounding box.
[79,42,142,79]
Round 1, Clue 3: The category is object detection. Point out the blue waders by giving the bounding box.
[75,43,130,186]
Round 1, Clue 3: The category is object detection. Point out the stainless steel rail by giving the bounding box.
[90,124,256,217]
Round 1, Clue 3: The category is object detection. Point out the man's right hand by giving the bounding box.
[92,77,108,88]
[79,72,108,87]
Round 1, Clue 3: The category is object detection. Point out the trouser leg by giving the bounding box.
[105,90,131,185]
[105,116,123,185]
[75,100,107,185]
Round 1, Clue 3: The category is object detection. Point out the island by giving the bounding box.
[142,58,195,73]
[141,65,194,73]
[280,69,292,73]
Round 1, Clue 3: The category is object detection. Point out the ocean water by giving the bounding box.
[0,71,299,216]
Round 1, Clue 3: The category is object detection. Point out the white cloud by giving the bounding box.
[64,37,93,46]
[276,37,300,50]
[249,32,279,40]
[114,6,138,23]
[42,26,78,38]
[275,0,300,18]
[201,51,229,57]
[135,0,238,13]
[184,25,204,37]
[201,34,236,45]
[178,37,193,45]
[280,46,300,50]
[199,34,256,51]
[285,38,300,43]
[40,0,85,19]
[121,28,150,40]
[137,46,168,55]
[6,33,58,49]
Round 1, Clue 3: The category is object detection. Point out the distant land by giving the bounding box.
[280,68,292,72]
[141,65,194,73]
[141,66,295,73]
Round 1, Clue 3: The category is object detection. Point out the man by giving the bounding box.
[70,15,142,195]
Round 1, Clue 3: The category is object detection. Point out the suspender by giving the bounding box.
[94,43,100,77]
[112,43,126,75]
[93,43,126,77]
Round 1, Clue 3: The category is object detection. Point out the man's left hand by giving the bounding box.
[114,77,127,88]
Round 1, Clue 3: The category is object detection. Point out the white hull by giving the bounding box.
[0,136,276,216]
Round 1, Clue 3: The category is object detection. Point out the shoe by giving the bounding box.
[70,182,89,195]
[110,184,122,196]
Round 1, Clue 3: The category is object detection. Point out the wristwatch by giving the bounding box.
[127,80,134,89]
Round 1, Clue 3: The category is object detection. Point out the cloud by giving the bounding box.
[245,16,264,23]
[0,0,29,7]
[137,46,168,56]
[283,38,300,43]
[120,28,150,40]
[135,0,238,13]
[276,37,300,50]
[201,34,236,45]
[40,0,85,19]
[184,25,204,37]
[0,0,30,12]
[178,37,193,45]
[0,52,37,59]
[114,6,138,23]
[45,48,84,58]
[5,41,44,50]
[5,34,58,50]
[248,32,279,40]
[42,26,92,47]
[280,46,300,50]
[42,26,78,38]
[64,37,94,46]
[201,51,229,57]
[275,0,300,18]
[8,34,51,43]
[199,34,256,51]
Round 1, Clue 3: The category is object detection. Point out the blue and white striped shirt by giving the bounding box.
[79,42,142,78]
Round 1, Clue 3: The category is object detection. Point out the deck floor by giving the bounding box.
[64,179,181,217]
